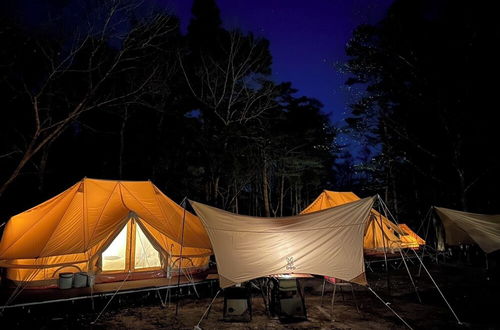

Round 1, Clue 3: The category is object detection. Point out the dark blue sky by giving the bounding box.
[158,0,394,127]
[6,0,393,155]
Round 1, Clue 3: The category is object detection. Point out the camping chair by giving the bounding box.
[320,276,359,320]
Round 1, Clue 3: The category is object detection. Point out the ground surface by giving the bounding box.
[1,262,499,329]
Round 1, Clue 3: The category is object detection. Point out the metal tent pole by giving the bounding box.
[418,207,433,277]
[378,196,421,303]
[411,249,462,324]
[320,278,326,306]
[375,196,390,295]
[378,198,462,323]
[175,197,187,316]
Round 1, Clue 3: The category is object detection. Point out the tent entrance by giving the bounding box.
[101,219,162,273]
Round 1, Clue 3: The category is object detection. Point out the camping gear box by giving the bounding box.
[270,278,307,321]
[223,286,252,322]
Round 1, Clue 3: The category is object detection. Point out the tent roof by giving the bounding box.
[190,196,375,288]
[300,190,360,214]
[0,178,211,261]
[435,207,500,253]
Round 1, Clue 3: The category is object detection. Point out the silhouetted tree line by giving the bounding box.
[2,0,497,228]
[0,0,336,218]
[342,0,500,223]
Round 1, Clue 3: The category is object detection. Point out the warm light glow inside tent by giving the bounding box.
[135,223,162,269]
[102,224,128,272]
[100,219,162,272]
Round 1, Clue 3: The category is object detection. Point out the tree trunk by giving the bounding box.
[262,159,271,217]
[457,168,468,211]
[38,147,50,192]
[213,176,219,206]
[118,106,128,179]
[0,143,36,198]
[390,164,399,216]
[235,191,239,214]
[279,173,285,217]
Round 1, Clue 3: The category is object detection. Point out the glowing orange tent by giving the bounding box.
[301,190,424,252]
[0,178,212,286]
[399,224,426,247]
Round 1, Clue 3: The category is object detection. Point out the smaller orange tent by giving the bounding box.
[399,224,426,247]
[0,178,212,287]
[301,190,425,252]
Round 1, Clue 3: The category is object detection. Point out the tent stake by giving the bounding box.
[368,287,413,329]
[411,249,462,325]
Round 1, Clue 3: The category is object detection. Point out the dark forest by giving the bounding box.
[1,0,498,226]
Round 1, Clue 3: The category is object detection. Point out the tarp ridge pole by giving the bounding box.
[330,281,337,321]
[418,207,433,277]
[320,278,326,306]
[378,196,399,225]
[194,289,222,330]
[175,197,188,316]
[397,246,422,303]
[378,195,422,303]
[411,249,462,325]
[368,287,413,330]
[258,279,270,316]
[376,195,390,295]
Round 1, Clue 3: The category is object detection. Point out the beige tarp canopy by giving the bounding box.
[190,196,376,288]
[0,178,212,283]
[435,207,500,253]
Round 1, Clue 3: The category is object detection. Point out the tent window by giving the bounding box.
[102,224,128,272]
[134,223,161,269]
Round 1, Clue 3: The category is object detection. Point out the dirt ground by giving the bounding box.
[1,262,499,329]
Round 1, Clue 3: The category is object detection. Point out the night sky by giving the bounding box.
[3,0,395,156]
[7,0,394,126]
[158,0,394,126]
